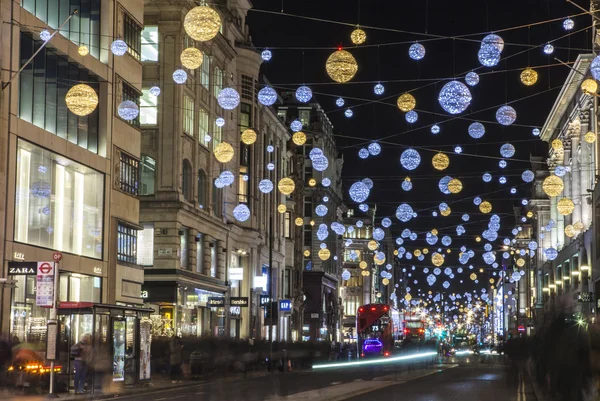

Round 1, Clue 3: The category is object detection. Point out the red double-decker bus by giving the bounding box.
[356,304,400,358]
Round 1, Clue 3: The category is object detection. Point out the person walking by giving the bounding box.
[71,334,93,394]
[169,337,184,383]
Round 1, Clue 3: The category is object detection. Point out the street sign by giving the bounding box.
[46,321,58,360]
[279,299,292,312]
[36,262,55,307]
[518,325,525,333]
[52,252,62,262]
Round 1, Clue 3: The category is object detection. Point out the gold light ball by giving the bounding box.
[294,217,303,226]
[309,220,315,226]
[393,249,399,256]
[520,68,538,86]
[557,197,574,215]
[448,178,463,194]
[368,240,379,251]
[516,258,525,267]
[397,93,416,112]
[432,153,450,170]
[78,45,89,56]
[441,207,451,216]
[359,261,368,269]
[470,273,477,281]
[431,229,438,235]
[565,225,576,238]
[551,139,563,151]
[490,279,495,284]
[585,131,597,143]
[277,204,286,213]
[382,278,390,286]
[214,142,234,163]
[573,221,584,232]
[278,177,295,195]
[431,252,444,267]
[325,49,358,83]
[479,201,492,214]
[446,249,451,254]
[308,178,317,187]
[303,249,310,257]
[543,175,564,197]
[180,47,203,69]
[184,5,222,42]
[65,84,99,116]
[581,78,598,95]
[350,28,366,45]
[405,294,412,301]
[292,131,307,146]
[241,128,257,145]
[526,211,534,218]
[374,254,385,265]
[414,249,422,257]
[318,248,331,261]
[362,270,370,277]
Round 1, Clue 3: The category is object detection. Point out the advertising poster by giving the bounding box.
[139,320,152,380]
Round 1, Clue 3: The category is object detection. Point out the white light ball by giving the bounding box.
[261,49,272,61]
[258,179,273,193]
[312,155,329,172]
[290,119,303,132]
[438,80,472,115]
[149,86,161,97]
[454,146,463,154]
[439,176,452,194]
[478,45,501,67]
[118,100,139,121]
[465,72,479,86]
[40,30,52,41]
[219,171,235,186]
[396,203,414,222]
[499,160,507,168]
[309,148,323,160]
[482,34,505,52]
[358,148,369,159]
[345,109,353,118]
[563,18,574,30]
[216,117,225,127]
[431,125,440,134]
[295,86,312,103]
[543,44,554,55]
[322,178,331,187]
[349,182,370,203]
[409,43,426,60]
[217,88,240,110]
[496,105,517,126]
[500,143,516,158]
[111,39,128,56]
[522,170,534,182]
[405,110,418,123]
[468,122,485,139]
[362,178,374,190]
[400,148,421,170]
[258,86,277,106]
[374,83,385,95]
[336,97,345,107]
[315,205,328,217]
[173,69,188,84]
[233,204,251,222]
[204,134,212,143]
[267,162,275,171]
[267,145,274,153]
[532,128,540,136]
[368,142,381,156]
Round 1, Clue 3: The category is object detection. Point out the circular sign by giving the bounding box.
[53,252,63,262]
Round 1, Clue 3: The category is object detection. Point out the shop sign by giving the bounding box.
[207,297,225,307]
[260,295,271,306]
[229,267,244,281]
[578,292,594,303]
[311,313,319,319]
[230,297,249,307]
[158,248,172,256]
[36,262,55,307]
[13,252,25,261]
[140,291,149,299]
[8,262,37,275]
[93,267,102,275]
[279,299,292,312]
[230,306,241,316]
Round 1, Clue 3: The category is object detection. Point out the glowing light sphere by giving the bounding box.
[468,122,485,139]
[116,100,140,120]
[184,5,221,41]
[368,241,379,251]
[345,109,354,118]
[342,269,351,281]
[438,80,472,115]
[257,86,277,106]
[563,18,574,30]
[439,176,452,195]
[241,129,257,145]
[542,175,564,197]
[230,203,251,222]
[499,176,507,184]
[373,228,385,241]
[258,179,273,194]
[500,143,516,158]
[483,173,492,182]
[205,135,212,143]
[358,204,368,212]
[457,225,465,235]
[261,49,272,61]
[521,170,534,183]
[173,69,188,84]
[278,177,295,195]
[214,142,234,163]
[431,253,444,267]
[532,128,540,136]
[312,155,329,172]
[326,49,358,83]
[78,45,89,56]
[295,86,312,103]
[295,217,303,227]
[405,110,418,123]
[574,221,584,232]
[292,132,306,146]
[215,117,225,127]
[368,142,381,156]
[277,204,286,213]
[218,171,235,186]
[396,203,414,222]
[409,43,426,60]
[554,166,567,177]
[427,274,437,286]
[431,125,441,134]
[217,88,240,110]
[483,34,505,52]
[349,181,370,203]
[397,93,416,112]
[315,205,328,217]
[520,68,538,86]
[454,146,463,154]
[351,28,367,44]
[432,153,450,171]
[336,98,345,107]
[382,217,392,228]
[462,214,470,221]
[65,84,99,116]
[322,178,331,187]
[442,236,452,246]
[448,178,463,193]
[496,105,517,126]
[479,201,492,214]
[584,131,597,144]
[545,248,558,260]
[582,78,598,95]
[358,148,369,159]
[474,197,482,205]
[374,83,385,95]
[40,30,52,41]
[402,178,412,191]
[267,145,275,153]
[478,45,501,67]
[180,47,203,69]
[465,72,480,86]
[111,39,127,56]
[499,160,507,168]
[318,248,331,261]
[400,148,421,170]
[289,119,303,132]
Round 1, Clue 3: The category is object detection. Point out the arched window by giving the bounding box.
[198,169,207,209]
[140,155,155,195]
[182,159,192,201]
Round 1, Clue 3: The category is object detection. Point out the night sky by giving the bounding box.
[247,0,591,296]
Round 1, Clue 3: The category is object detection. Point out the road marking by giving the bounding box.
[330,381,342,385]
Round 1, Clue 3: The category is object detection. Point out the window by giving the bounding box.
[299,109,311,126]
[201,54,210,89]
[213,68,223,99]
[196,233,204,273]
[213,121,222,149]
[210,240,218,277]
[117,223,138,264]
[15,139,104,259]
[141,26,158,61]
[118,150,139,196]
[183,95,194,136]
[22,0,101,59]
[283,269,291,298]
[137,224,154,266]
[212,185,222,216]
[198,107,209,145]
[124,13,142,60]
[241,75,253,100]
[140,89,158,125]
[239,166,248,203]
[240,103,251,132]
[277,108,287,122]
[182,159,192,201]
[140,155,155,195]
[19,32,100,153]
[304,224,312,247]
[180,228,189,269]
[122,82,140,128]
[198,169,207,209]
[344,295,360,317]
[284,212,291,238]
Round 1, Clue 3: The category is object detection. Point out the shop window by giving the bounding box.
[123,13,142,60]
[117,223,138,264]
[241,75,253,100]
[180,228,189,269]
[21,0,101,59]
[140,89,158,125]
[240,103,251,131]
[201,54,210,89]
[299,109,311,126]
[140,26,158,61]
[19,32,100,153]
[344,295,360,317]
[210,240,217,277]
[182,159,192,201]
[213,68,223,99]
[137,224,154,266]
[183,94,194,136]
[196,233,204,273]
[58,273,102,302]
[140,155,155,195]
[121,82,141,128]
[15,139,104,259]
[284,212,291,238]
[238,166,248,204]
[197,169,207,209]
[198,107,209,146]
[118,150,140,196]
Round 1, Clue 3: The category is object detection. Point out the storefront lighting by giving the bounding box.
[549,284,556,289]
[572,271,581,276]
[581,265,590,271]
[563,276,570,281]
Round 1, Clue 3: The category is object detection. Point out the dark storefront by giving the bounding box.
[302,271,339,342]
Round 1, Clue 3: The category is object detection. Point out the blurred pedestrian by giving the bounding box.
[169,336,183,383]
[71,334,93,394]
[0,335,12,391]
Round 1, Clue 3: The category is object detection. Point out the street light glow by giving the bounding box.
[312,352,438,369]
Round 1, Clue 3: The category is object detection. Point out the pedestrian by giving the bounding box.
[169,336,184,383]
[71,334,93,394]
